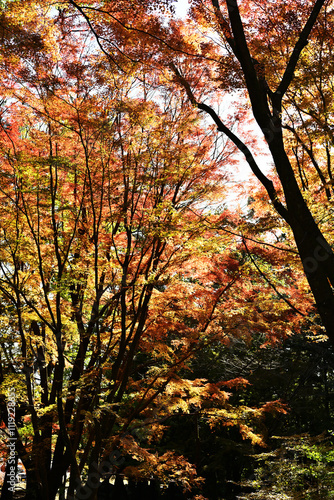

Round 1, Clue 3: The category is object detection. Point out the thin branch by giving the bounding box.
[169,63,290,222]
[67,0,218,64]
[67,0,124,71]
[242,237,306,317]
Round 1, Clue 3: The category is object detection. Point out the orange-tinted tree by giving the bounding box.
[63,0,334,344]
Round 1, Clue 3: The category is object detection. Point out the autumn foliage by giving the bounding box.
[0,0,331,499]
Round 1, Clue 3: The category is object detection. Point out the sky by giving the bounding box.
[175,0,189,17]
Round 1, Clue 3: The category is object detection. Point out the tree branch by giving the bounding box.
[222,0,271,124]
[67,0,218,64]
[242,237,307,317]
[169,63,290,222]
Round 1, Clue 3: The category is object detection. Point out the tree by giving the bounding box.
[172,0,334,344]
[61,0,334,344]
[188,0,334,346]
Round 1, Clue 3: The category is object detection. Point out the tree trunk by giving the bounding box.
[267,129,334,343]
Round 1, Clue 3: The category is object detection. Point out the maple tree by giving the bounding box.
[177,0,334,344]
[61,0,334,344]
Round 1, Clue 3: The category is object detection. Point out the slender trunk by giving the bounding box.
[24,468,41,500]
[47,451,71,500]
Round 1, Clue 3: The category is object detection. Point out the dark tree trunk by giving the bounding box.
[24,469,41,500]
[267,133,334,343]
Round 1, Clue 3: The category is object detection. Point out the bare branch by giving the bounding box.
[170,63,290,222]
